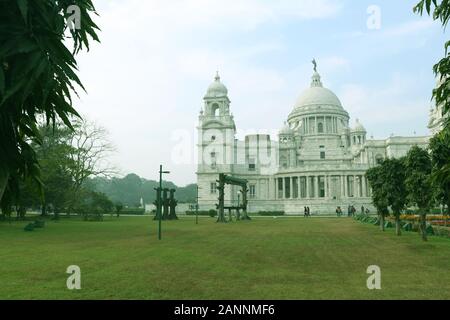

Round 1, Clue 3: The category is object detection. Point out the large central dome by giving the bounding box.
[288,70,348,122]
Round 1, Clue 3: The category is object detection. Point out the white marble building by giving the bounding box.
[196,66,431,215]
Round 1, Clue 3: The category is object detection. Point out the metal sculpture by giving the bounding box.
[162,188,170,221]
[168,189,178,220]
[216,173,250,223]
[153,187,162,221]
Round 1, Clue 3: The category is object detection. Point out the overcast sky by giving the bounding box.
[74,0,446,186]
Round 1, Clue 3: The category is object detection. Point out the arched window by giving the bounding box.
[318,122,324,133]
[211,103,220,117]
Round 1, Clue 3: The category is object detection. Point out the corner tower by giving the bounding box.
[197,72,236,209]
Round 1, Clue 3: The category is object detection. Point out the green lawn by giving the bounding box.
[1,216,450,300]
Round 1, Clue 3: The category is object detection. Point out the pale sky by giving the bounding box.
[75,0,446,186]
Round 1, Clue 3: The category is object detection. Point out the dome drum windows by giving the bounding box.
[300,115,339,135]
[318,122,324,133]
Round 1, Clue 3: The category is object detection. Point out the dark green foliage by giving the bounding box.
[405,146,433,241]
[0,0,100,204]
[257,211,285,216]
[72,190,112,221]
[366,165,389,231]
[24,220,45,231]
[403,223,413,232]
[429,130,450,220]
[208,209,218,218]
[186,210,210,216]
[115,202,123,217]
[24,223,35,232]
[185,209,217,217]
[33,220,45,228]
[415,1,450,127]
[119,208,145,216]
[426,223,435,235]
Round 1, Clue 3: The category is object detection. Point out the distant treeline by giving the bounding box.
[86,174,197,207]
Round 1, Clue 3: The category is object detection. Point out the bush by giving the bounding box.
[33,220,45,228]
[24,223,35,232]
[384,221,394,229]
[257,211,285,216]
[120,208,145,215]
[186,210,217,217]
[403,223,413,231]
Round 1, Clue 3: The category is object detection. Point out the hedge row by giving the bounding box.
[185,210,217,217]
[354,214,449,237]
[257,211,285,216]
[119,208,145,215]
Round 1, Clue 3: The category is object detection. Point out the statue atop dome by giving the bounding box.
[312,58,317,72]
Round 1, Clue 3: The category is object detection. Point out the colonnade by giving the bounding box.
[272,174,370,200]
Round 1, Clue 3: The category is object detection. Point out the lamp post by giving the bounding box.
[158,165,170,240]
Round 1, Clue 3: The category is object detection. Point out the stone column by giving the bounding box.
[298,176,302,199]
[343,175,348,198]
[314,176,319,199]
[354,175,359,198]
[324,175,329,198]
[306,176,310,199]
[289,177,293,199]
[362,176,367,198]
[275,178,278,200]
[341,175,345,198]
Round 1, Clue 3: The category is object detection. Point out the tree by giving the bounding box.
[366,165,390,231]
[429,130,450,226]
[115,202,123,218]
[65,119,116,212]
[34,124,76,217]
[68,119,115,190]
[383,158,408,236]
[0,0,100,204]
[414,0,450,127]
[405,146,433,241]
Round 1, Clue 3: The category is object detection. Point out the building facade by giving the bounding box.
[197,67,431,215]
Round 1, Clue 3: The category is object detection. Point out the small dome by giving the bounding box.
[279,122,294,135]
[352,119,366,132]
[205,71,228,98]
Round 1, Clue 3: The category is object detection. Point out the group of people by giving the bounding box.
[302,205,370,217]
[303,207,311,217]
[336,205,370,217]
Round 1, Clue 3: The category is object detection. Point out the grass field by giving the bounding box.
[1,216,450,300]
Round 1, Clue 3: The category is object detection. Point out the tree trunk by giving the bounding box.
[380,214,385,232]
[445,211,448,228]
[395,215,402,236]
[419,212,428,242]
[41,204,47,217]
[0,170,9,203]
